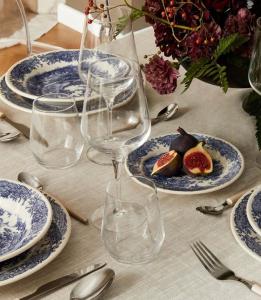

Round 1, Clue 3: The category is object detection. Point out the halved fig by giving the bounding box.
[183,142,213,175]
[152,150,182,177]
[170,127,198,155]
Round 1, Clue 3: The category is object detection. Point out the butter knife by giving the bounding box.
[19,262,106,300]
[0,112,30,138]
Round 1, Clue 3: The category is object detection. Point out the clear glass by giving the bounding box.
[249,17,261,96]
[82,57,151,228]
[30,94,84,169]
[79,6,139,165]
[101,175,165,264]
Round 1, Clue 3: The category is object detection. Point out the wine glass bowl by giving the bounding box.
[248,17,261,96]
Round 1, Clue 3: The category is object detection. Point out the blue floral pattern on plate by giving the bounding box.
[0,74,135,113]
[126,134,244,194]
[0,179,52,263]
[0,197,71,286]
[230,191,261,262]
[5,50,135,102]
[246,186,261,237]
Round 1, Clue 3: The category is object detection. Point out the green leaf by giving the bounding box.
[256,116,261,150]
[114,9,144,37]
[213,33,249,61]
[243,91,261,116]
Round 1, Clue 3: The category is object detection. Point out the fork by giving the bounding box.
[191,240,261,296]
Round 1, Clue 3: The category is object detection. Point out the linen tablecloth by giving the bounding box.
[0,27,260,300]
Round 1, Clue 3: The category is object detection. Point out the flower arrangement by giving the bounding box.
[84,1,261,144]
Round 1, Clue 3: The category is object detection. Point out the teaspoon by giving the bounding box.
[151,102,179,125]
[70,268,115,300]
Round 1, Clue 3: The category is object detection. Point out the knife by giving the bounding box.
[19,262,106,300]
[0,112,30,139]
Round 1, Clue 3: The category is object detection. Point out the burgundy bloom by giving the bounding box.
[143,0,163,24]
[144,55,179,95]
[203,0,230,12]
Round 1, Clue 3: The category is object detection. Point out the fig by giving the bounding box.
[183,142,213,176]
[152,150,182,177]
[170,127,198,155]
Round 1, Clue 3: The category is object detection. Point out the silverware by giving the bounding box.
[151,103,179,125]
[70,268,115,300]
[17,171,89,225]
[0,131,20,142]
[191,241,261,296]
[19,263,106,300]
[0,112,30,138]
[196,188,249,215]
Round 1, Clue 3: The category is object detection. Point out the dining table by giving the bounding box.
[0,22,261,300]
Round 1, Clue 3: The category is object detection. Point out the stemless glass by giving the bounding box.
[101,175,165,264]
[30,94,84,169]
[249,17,261,96]
[79,6,139,165]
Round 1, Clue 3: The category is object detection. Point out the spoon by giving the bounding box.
[17,172,89,225]
[151,103,179,125]
[70,268,115,300]
[0,131,20,142]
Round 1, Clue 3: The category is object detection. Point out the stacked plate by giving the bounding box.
[0,179,71,286]
[0,49,135,113]
[231,186,261,261]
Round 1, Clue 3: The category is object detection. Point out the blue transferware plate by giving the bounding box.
[0,179,52,263]
[0,76,134,114]
[246,185,261,237]
[0,196,71,286]
[126,134,244,195]
[5,50,134,102]
[230,190,261,262]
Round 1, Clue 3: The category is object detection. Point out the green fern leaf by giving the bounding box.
[213,33,249,61]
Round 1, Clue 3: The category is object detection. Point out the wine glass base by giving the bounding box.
[86,147,112,166]
[90,206,104,230]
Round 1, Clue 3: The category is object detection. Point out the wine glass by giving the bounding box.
[78,6,138,165]
[81,57,151,228]
[249,17,261,95]
[248,17,261,166]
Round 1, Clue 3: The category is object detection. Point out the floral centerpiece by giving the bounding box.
[85,0,261,144]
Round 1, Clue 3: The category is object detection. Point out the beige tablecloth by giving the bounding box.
[0,27,261,300]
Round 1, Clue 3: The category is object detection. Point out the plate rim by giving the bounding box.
[0,178,53,263]
[5,49,82,101]
[246,185,261,237]
[0,76,32,113]
[230,189,261,262]
[126,133,245,195]
[0,196,71,286]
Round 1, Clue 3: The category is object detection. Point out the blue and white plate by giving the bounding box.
[5,50,134,102]
[246,185,261,237]
[0,73,135,114]
[0,179,52,263]
[230,190,261,262]
[0,196,71,286]
[126,134,244,194]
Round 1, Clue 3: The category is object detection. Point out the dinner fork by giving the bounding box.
[191,240,261,296]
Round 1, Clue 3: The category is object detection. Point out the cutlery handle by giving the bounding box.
[226,188,249,206]
[252,283,261,296]
[43,191,89,225]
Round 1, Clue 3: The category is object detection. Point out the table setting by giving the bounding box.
[0,0,261,299]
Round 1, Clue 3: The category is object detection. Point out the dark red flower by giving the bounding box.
[144,55,179,95]
[203,0,230,12]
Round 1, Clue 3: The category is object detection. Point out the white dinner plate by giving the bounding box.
[126,133,244,195]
